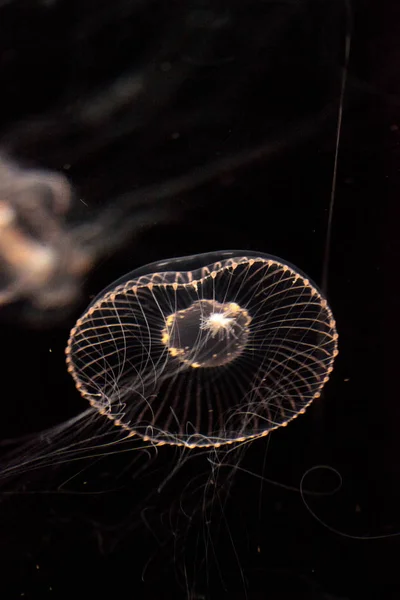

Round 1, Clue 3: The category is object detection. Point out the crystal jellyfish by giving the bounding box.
[66,250,338,448]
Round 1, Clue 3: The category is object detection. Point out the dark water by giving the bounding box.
[0,1,397,599]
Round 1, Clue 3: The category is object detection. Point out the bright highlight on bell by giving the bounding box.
[66,250,338,448]
[162,299,251,368]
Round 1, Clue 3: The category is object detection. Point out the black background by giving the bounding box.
[0,1,398,599]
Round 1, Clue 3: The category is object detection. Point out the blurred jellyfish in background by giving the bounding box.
[0,155,92,316]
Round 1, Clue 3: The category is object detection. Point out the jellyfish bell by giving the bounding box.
[65,250,338,450]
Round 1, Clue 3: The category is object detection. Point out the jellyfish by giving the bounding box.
[0,248,337,485]
[0,249,338,597]
[0,155,92,321]
[66,250,338,449]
